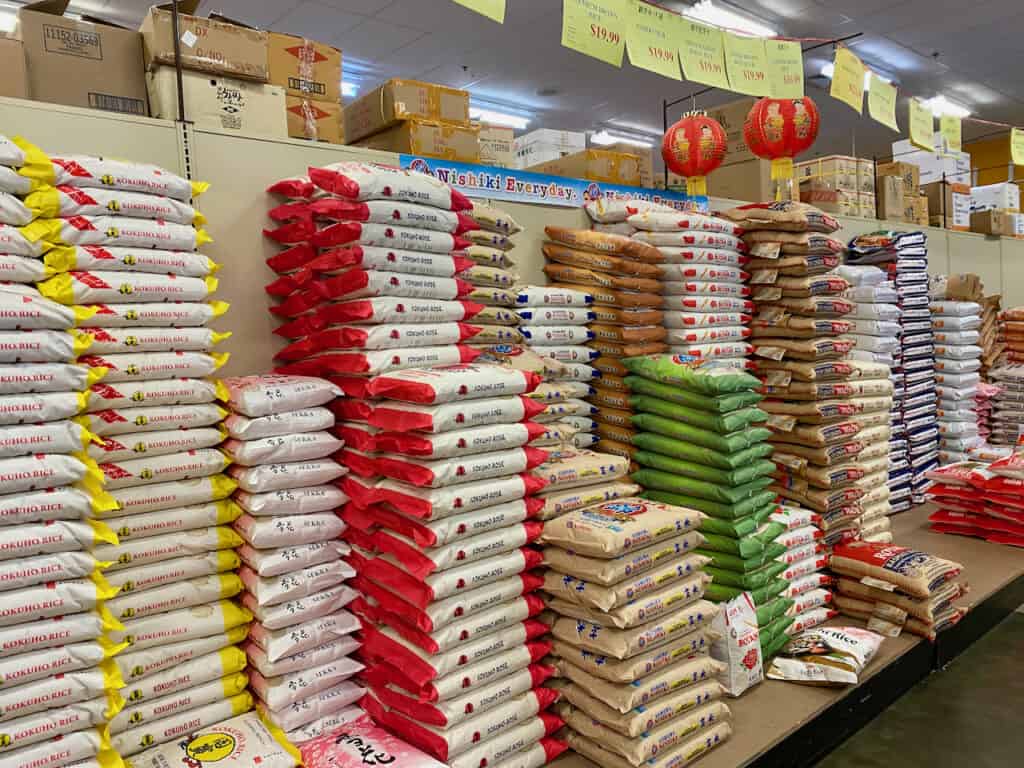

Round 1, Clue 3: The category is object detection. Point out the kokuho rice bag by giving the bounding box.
[0,253,51,283]
[87,426,226,463]
[85,326,229,353]
[39,271,217,305]
[77,301,228,328]
[45,245,217,279]
[78,351,228,382]
[78,402,226,436]
[24,216,210,251]
[87,378,224,411]
[26,185,202,224]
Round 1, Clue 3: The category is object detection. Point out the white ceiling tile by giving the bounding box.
[314,0,397,14]
[272,1,366,43]
[337,17,427,60]
[200,0,305,28]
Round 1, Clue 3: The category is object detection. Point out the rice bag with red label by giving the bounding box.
[103,474,236,517]
[665,295,755,313]
[633,230,745,251]
[302,221,471,253]
[24,216,210,251]
[86,378,222,412]
[374,422,547,460]
[98,447,228,489]
[85,326,230,353]
[78,351,228,382]
[224,431,342,467]
[277,298,482,337]
[26,185,202,225]
[277,346,480,378]
[369,446,548,489]
[655,247,747,267]
[520,325,595,345]
[0,484,111,526]
[45,244,217,277]
[274,273,472,319]
[0,516,115,560]
[267,175,316,200]
[0,329,91,362]
[0,291,93,330]
[276,323,479,361]
[663,312,751,329]
[77,402,226,436]
[293,198,473,232]
[235,511,346,549]
[0,224,44,257]
[668,341,753,359]
[0,389,90,425]
[88,426,225,462]
[369,395,545,433]
[308,162,472,210]
[662,280,751,298]
[77,301,228,328]
[666,326,750,344]
[368,364,539,404]
[229,459,347,494]
[627,210,743,235]
[660,264,748,283]
[0,254,51,283]
[39,271,217,305]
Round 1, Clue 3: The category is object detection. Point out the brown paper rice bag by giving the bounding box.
[754,337,856,362]
[772,483,864,514]
[836,578,967,623]
[596,439,638,463]
[761,378,894,401]
[590,386,632,411]
[551,599,717,659]
[549,281,664,309]
[541,498,703,558]
[543,263,663,295]
[742,231,843,254]
[562,702,731,768]
[591,306,665,326]
[590,323,667,344]
[544,552,711,613]
[544,531,705,587]
[756,359,888,382]
[775,274,850,298]
[545,226,663,263]
[589,339,669,358]
[757,296,855,316]
[723,201,838,233]
[550,627,711,685]
[557,652,724,714]
[751,316,851,339]
[547,572,711,630]
[591,355,630,377]
[593,371,629,391]
[543,243,664,278]
[535,481,641,522]
[596,421,638,445]
[593,405,634,429]
[760,396,891,424]
[558,679,725,739]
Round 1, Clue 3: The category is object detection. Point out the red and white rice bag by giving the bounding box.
[276,322,479,359]
[0,550,101,591]
[86,377,222,411]
[628,210,742,235]
[655,247,747,266]
[660,264,748,283]
[0,224,45,257]
[77,351,229,382]
[278,346,480,378]
[76,301,228,327]
[308,162,472,210]
[368,363,539,404]
[87,426,226,462]
[83,326,229,353]
[0,253,50,283]
[19,148,202,200]
[370,446,548,488]
[26,185,202,224]
[633,230,744,250]
[0,291,91,329]
[0,389,89,424]
[25,215,209,251]
[369,395,544,433]
[0,329,90,362]
[374,422,547,459]
[372,522,542,578]
[98,448,228,489]
[225,407,334,440]
[229,459,347,493]
[39,271,217,305]
[78,402,226,436]
[277,198,473,232]
[0,483,112,525]
[0,663,121,721]
[0,608,118,656]
[0,453,99,497]
[277,298,481,335]
[304,221,470,253]
[0,572,115,626]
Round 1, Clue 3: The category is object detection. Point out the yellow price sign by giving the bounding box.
[453,0,505,23]
[561,0,627,67]
[940,115,961,153]
[1012,128,1024,166]
[830,47,865,114]
[867,73,898,131]
[678,19,729,90]
[723,32,770,96]
[909,99,935,152]
[766,40,804,99]
[624,0,680,80]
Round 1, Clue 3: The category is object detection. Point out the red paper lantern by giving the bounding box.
[662,112,727,196]
[744,97,820,186]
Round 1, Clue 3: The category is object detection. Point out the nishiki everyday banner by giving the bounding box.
[400,155,708,212]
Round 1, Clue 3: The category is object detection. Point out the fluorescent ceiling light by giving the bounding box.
[683,0,777,38]
[592,130,653,148]
[469,107,530,130]
[0,10,15,33]
[341,81,359,98]
[921,95,971,118]
[820,63,889,91]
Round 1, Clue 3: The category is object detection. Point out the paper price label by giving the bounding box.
[830,47,865,114]
[678,19,729,89]
[453,0,506,22]
[766,40,804,99]
[940,115,962,153]
[625,0,681,79]
[724,32,770,96]
[1012,128,1024,167]
[909,99,935,152]
[868,73,898,131]
[561,0,627,67]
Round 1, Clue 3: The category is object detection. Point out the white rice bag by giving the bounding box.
[244,636,360,680]
[0,550,100,592]
[0,693,111,752]
[118,645,247,709]
[102,474,236,517]
[228,459,347,494]
[235,484,347,517]
[265,681,364,732]
[26,215,208,251]
[27,186,201,224]
[0,291,87,330]
[0,253,50,283]
[0,419,96,459]
[0,722,109,766]
[519,325,594,345]
[104,549,238,595]
[0,166,29,196]
[243,583,358,631]
[0,225,44,257]
[235,512,345,549]
[249,609,360,662]
[0,573,116,626]
[238,540,349,578]
[113,626,249,682]
[19,150,199,200]
[0,452,98,496]
[0,662,120,721]
[0,608,116,655]
[45,244,216,277]
[0,329,89,362]
[225,407,334,440]
[76,301,227,327]
[78,351,228,382]
[241,559,354,607]
[224,432,342,466]
[38,271,216,305]
[86,377,222,412]
[110,671,248,735]
[95,526,241,572]
[84,326,229,354]
[79,402,226,436]
[222,375,340,418]
[87,426,226,463]
[108,600,252,650]
[113,691,253,757]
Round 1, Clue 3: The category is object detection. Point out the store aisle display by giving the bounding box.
[223,375,364,742]
[926,454,1024,547]
[931,300,985,463]
[847,230,937,507]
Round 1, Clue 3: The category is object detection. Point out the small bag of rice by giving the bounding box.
[766,625,884,685]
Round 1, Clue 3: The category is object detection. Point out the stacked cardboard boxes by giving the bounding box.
[346,79,477,162]
[529,149,643,186]
[877,161,928,225]
[514,129,586,169]
[268,32,344,143]
[796,156,876,218]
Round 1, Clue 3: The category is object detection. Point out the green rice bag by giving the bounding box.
[696,542,787,573]
[622,355,762,394]
[641,490,778,519]
[631,469,773,505]
[624,375,763,414]
[632,451,775,487]
[631,413,771,454]
[757,597,795,626]
[631,432,774,471]
[761,628,792,660]
[628,395,767,434]
[699,515,759,540]
[698,522,787,558]
[704,560,788,589]
[704,577,788,606]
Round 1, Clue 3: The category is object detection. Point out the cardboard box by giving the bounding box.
[876,175,905,222]
[268,32,340,104]
[0,37,27,99]
[799,180,859,216]
[604,143,654,188]
[876,161,920,195]
[148,67,286,137]
[707,158,796,203]
[528,149,642,186]
[892,140,971,186]
[16,1,147,115]
[796,155,858,191]
[354,119,479,163]
[857,158,876,193]
[706,97,756,166]
[140,3,268,81]
[513,129,586,169]
[971,209,1024,237]
[344,79,469,145]
[286,96,342,144]
[970,182,1020,213]
[477,124,514,168]
[922,181,971,231]
[908,195,929,226]
[858,192,876,219]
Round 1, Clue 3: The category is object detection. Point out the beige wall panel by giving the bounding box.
[947,232,1001,295]
[997,238,1024,309]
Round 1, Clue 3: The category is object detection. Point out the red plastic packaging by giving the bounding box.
[368,366,541,405]
[371,447,549,488]
[266,177,315,199]
[267,242,317,274]
[369,396,546,433]
[275,322,481,361]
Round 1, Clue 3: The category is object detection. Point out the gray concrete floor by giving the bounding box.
[817,613,1024,767]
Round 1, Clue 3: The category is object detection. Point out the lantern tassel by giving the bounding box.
[770,157,794,181]
[686,177,707,197]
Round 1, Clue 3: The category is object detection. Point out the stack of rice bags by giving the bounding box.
[540,226,666,459]
[540,492,732,767]
[987,361,1024,445]
[515,284,602,449]
[847,231,937,505]
[337,363,568,768]
[926,455,1024,546]
[980,295,1003,379]
[931,300,985,464]
[222,375,363,744]
[830,540,968,641]
[583,196,677,237]
[0,188,122,767]
[631,210,753,368]
[264,162,487,391]
[835,264,906,514]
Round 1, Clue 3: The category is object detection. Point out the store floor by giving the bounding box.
[817,612,1024,767]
